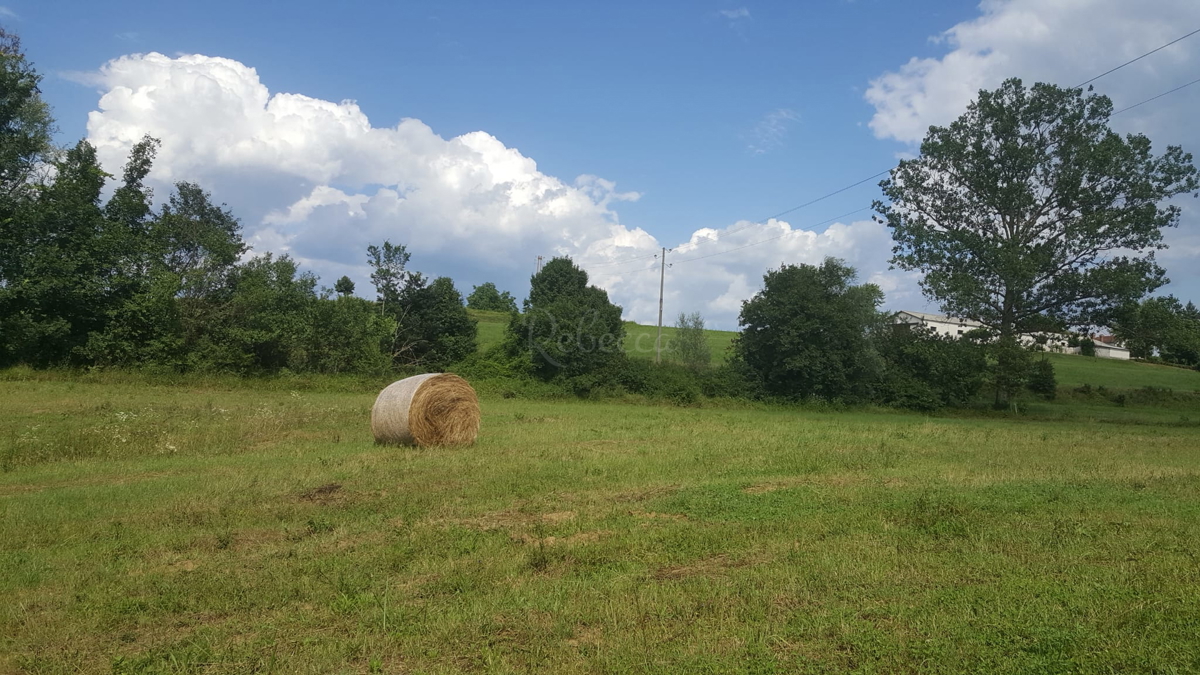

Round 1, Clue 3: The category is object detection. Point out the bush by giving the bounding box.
[1080,338,1096,357]
[1027,358,1057,400]
[875,326,988,410]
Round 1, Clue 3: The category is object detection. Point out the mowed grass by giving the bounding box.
[1044,352,1200,391]
[621,322,736,364]
[3,376,1200,673]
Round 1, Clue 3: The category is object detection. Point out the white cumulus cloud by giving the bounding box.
[83,52,893,329]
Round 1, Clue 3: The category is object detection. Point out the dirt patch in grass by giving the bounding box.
[742,473,866,494]
[513,530,611,547]
[299,482,343,503]
[438,509,577,531]
[653,553,764,581]
[609,485,679,502]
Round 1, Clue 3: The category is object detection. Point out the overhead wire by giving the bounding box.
[566,28,1200,271]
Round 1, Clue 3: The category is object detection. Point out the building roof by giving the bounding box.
[895,311,984,328]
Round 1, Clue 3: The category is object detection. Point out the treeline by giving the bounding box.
[457,257,1056,410]
[1114,297,1200,368]
[0,32,478,375]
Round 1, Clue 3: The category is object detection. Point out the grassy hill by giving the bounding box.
[1043,352,1200,391]
[621,321,737,363]
[471,310,1200,391]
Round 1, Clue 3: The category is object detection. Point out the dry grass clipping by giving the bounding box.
[371,373,480,446]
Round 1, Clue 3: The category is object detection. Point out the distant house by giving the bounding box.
[1091,336,1131,361]
[893,311,983,339]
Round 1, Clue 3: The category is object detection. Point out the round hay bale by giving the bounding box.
[371,373,480,446]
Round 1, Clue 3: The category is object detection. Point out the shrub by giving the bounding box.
[1027,358,1057,400]
[1080,338,1096,357]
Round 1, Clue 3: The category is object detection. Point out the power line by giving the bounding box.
[1111,76,1200,115]
[1075,27,1200,88]
[565,30,1200,275]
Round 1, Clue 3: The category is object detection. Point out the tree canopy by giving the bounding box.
[510,257,625,379]
[467,281,518,312]
[735,258,883,401]
[876,78,1198,341]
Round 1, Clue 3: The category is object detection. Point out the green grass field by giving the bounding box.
[1044,352,1200,391]
[3,372,1200,673]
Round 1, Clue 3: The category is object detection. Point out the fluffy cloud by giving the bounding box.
[85,52,890,329]
[866,0,1200,146]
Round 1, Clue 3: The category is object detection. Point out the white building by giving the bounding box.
[894,311,1127,359]
[1093,341,1131,361]
[893,311,983,339]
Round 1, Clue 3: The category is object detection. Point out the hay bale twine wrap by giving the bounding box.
[371,373,480,446]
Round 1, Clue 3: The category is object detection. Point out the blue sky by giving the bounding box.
[8,0,1200,328]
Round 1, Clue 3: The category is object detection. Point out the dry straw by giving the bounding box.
[371,373,480,446]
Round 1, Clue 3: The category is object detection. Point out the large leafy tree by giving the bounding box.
[876,78,1198,343]
[153,182,246,299]
[0,27,54,199]
[510,257,625,379]
[735,258,883,401]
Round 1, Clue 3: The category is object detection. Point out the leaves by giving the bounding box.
[876,78,1199,339]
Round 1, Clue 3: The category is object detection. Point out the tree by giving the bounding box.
[671,311,711,370]
[152,182,246,299]
[334,275,356,297]
[735,258,883,401]
[392,276,477,369]
[467,281,518,312]
[509,257,626,379]
[876,78,1198,353]
[1113,296,1200,366]
[184,253,316,373]
[366,240,411,313]
[0,27,54,199]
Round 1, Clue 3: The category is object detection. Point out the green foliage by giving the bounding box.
[875,325,988,410]
[393,276,477,370]
[466,281,517,312]
[0,141,111,367]
[182,254,317,373]
[989,338,1033,406]
[735,258,883,401]
[877,78,1198,342]
[333,275,355,297]
[305,294,395,375]
[1080,338,1096,357]
[671,311,711,371]
[1114,296,1200,367]
[366,240,410,313]
[153,182,246,299]
[1027,358,1057,400]
[508,257,626,380]
[0,28,54,199]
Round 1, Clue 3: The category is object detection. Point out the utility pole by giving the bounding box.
[535,255,543,274]
[655,247,668,364]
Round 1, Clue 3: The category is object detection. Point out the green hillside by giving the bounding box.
[1043,352,1200,391]
[472,311,1200,391]
[468,309,511,352]
[621,321,737,363]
